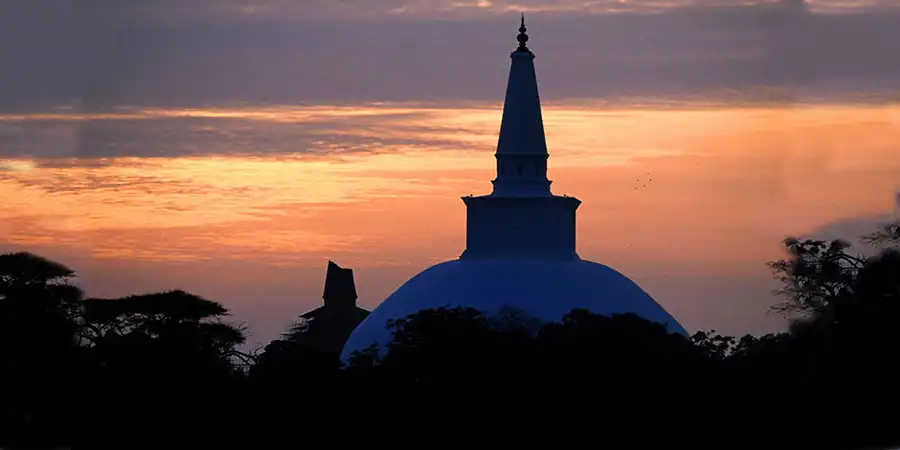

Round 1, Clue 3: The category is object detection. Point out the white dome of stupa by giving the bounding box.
[341,17,687,360]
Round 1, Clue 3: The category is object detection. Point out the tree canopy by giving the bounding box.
[0,221,898,447]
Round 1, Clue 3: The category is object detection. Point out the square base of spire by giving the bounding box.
[460,194,581,260]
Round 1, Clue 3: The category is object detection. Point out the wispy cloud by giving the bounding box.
[3,102,899,164]
[0,105,491,159]
[55,0,900,21]
[2,1,899,112]
[3,103,898,341]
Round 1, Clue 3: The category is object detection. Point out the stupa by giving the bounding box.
[341,16,687,360]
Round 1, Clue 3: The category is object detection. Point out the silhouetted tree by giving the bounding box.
[342,306,714,429]
[246,325,345,430]
[535,309,714,422]
[765,231,900,447]
[0,252,83,445]
[768,238,866,317]
[4,218,900,447]
[864,221,900,248]
[82,290,247,372]
[79,290,248,438]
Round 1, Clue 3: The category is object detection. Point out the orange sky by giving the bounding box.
[2,102,898,346]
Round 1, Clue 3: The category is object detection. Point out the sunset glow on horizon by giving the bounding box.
[2,101,899,344]
[3,0,900,347]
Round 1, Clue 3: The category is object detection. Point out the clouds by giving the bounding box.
[801,196,900,257]
[3,0,898,346]
[56,0,899,21]
[1,0,898,112]
[4,103,897,340]
[0,105,492,159]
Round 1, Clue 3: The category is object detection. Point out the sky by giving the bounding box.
[1,0,899,347]
[4,0,900,114]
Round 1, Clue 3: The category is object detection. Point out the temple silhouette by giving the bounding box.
[291,261,369,355]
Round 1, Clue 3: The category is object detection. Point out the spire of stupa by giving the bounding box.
[516,13,529,53]
[491,14,552,197]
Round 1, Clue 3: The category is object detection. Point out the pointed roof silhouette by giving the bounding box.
[322,260,357,304]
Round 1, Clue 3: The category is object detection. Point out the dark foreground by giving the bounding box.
[1,223,898,449]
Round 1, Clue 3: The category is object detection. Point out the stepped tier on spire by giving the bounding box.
[462,17,580,261]
[492,14,551,198]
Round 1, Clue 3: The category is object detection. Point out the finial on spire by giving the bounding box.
[516,13,529,52]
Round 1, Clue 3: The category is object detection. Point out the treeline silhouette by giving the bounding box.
[1,222,898,448]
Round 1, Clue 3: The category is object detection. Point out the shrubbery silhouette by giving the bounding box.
[0,221,897,447]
